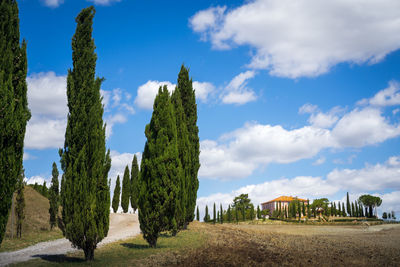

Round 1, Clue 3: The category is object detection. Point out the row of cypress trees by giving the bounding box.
[138,65,200,247]
[0,0,31,246]
[201,203,263,223]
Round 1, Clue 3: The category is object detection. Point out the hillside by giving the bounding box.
[0,186,62,252]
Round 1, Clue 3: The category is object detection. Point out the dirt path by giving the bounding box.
[0,213,140,266]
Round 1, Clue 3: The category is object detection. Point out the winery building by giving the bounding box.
[261,196,308,214]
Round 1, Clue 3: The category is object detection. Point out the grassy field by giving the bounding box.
[1,186,63,252]
[11,220,400,266]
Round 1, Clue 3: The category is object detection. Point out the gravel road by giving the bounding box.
[0,213,140,266]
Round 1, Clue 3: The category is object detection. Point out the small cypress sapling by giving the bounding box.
[112,176,121,213]
[121,165,130,213]
[49,162,59,229]
[196,206,199,221]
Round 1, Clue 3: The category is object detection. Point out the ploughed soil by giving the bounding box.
[141,221,400,267]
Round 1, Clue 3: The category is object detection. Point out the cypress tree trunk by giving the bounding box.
[0,0,31,245]
[175,66,200,226]
[112,176,121,213]
[138,86,182,247]
[49,162,59,230]
[59,7,111,260]
[121,165,130,213]
[130,155,139,213]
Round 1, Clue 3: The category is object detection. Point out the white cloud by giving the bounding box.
[42,0,63,8]
[358,81,400,107]
[190,0,400,78]
[299,103,318,114]
[313,156,326,166]
[105,113,127,138]
[193,81,214,103]
[135,80,176,110]
[88,0,121,6]
[25,72,67,150]
[327,156,400,192]
[332,108,400,147]
[25,175,48,185]
[221,71,257,105]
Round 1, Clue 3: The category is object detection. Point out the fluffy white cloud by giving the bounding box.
[221,71,257,105]
[332,108,400,147]
[42,0,63,8]
[299,103,318,114]
[25,175,48,185]
[134,80,176,110]
[88,0,121,6]
[313,156,326,166]
[193,81,214,103]
[358,81,400,107]
[327,156,400,192]
[25,72,67,150]
[190,0,400,78]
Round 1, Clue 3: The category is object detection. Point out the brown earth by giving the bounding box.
[141,221,400,267]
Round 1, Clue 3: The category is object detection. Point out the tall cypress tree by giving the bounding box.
[0,0,31,246]
[175,65,200,226]
[138,86,182,247]
[196,206,199,221]
[49,162,59,229]
[346,192,351,216]
[112,176,121,213]
[15,170,25,238]
[204,205,209,222]
[121,165,130,213]
[213,203,216,224]
[342,203,346,217]
[171,88,190,229]
[130,155,139,213]
[59,7,111,260]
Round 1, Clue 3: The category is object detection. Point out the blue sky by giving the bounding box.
[20,0,400,217]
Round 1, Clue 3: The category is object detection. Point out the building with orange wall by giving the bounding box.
[261,196,308,215]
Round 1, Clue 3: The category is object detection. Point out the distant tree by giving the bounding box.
[382,212,387,219]
[235,207,239,224]
[227,205,232,222]
[15,171,25,238]
[298,202,302,220]
[391,211,396,220]
[112,176,121,213]
[346,192,351,216]
[196,206,200,221]
[242,205,246,221]
[307,199,311,218]
[213,203,216,224]
[49,162,59,229]
[220,204,223,224]
[257,205,261,220]
[250,205,254,220]
[130,155,139,213]
[312,198,329,218]
[338,201,341,216]
[0,0,31,245]
[358,195,382,218]
[342,203,346,217]
[302,202,306,218]
[204,205,209,222]
[388,212,391,219]
[121,165,130,213]
[351,202,355,217]
[42,181,48,198]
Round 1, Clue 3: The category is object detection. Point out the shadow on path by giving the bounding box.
[120,243,150,249]
[32,254,85,263]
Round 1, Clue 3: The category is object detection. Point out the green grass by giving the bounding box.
[13,229,206,267]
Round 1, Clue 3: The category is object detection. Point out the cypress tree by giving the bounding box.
[298,202,301,220]
[204,205,209,222]
[342,203,346,217]
[121,165,130,213]
[338,201,341,216]
[130,155,139,213]
[175,65,200,226]
[138,86,182,247]
[220,204,223,224]
[346,192,351,216]
[112,176,121,213]
[257,205,261,220]
[171,88,190,229]
[196,206,200,221]
[355,201,359,217]
[242,205,246,221]
[302,202,306,218]
[307,199,311,218]
[49,162,59,230]
[59,7,112,260]
[213,203,216,224]
[217,211,220,223]
[0,0,31,245]
[351,202,355,217]
[15,170,25,238]
[250,205,254,220]
[227,205,232,222]
[235,207,239,224]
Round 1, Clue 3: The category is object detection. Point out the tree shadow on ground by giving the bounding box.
[120,243,150,249]
[32,254,85,263]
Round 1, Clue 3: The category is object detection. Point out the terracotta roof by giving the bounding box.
[261,196,308,205]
